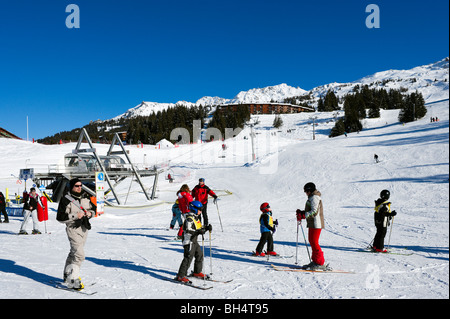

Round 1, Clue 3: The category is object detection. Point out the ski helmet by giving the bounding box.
[303,182,316,193]
[260,202,271,213]
[189,201,203,214]
[380,190,390,200]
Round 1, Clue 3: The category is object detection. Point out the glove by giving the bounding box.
[213,196,218,204]
[273,219,279,226]
[206,224,213,232]
[390,210,397,217]
[296,209,305,221]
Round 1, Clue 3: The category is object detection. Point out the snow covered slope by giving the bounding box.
[0,98,448,299]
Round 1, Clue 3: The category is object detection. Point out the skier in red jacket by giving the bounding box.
[191,178,217,227]
[176,184,194,238]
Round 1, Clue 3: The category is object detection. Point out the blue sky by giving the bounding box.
[0,0,448,140]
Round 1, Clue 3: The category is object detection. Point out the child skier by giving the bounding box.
[371,189,397,252]
[176,201,212,283]
[254,202,278,257]
[170,199,183,232]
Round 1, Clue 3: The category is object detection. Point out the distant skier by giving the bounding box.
[371,189,397,253]
[296,182,327,270]
[56,178,95,290]
[374,154,379,163]
[18,188,41,235]
[254,202,278,257]
[176,201,212,283]
[191,178,217,227]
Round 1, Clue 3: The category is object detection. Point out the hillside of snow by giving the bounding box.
[0,98,448,299]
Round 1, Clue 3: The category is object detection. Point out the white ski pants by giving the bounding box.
[20,210,39,232]
[64,225,89,281]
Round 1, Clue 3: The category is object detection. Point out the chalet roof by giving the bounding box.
[218,102,315,112]
[0,127,21,139]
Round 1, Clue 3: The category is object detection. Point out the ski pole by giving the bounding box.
[215,201,224,232]
[202,234,206,286]
[300,221,311,263]
[387,216,394,250]
[295,221,300,265]
[209,230,213,276]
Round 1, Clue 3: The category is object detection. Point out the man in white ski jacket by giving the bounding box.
[57,178,95,290]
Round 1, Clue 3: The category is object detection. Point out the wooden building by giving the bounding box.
[218,102,314,115]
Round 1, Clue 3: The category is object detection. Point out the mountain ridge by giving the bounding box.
[111,57,448,121]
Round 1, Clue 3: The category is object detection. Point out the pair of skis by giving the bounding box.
[271,247,413,274]
[270,264,355,274]
[358,247,413,256]
[50,280,98,295]
[165,274,233,290]
[250,251,293,259]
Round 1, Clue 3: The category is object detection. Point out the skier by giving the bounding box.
[0,191,9,223]
[191,178,218,227]
[18,188,41,235]
[371,189,397,253]
[176,184,194,238]
[296,182,327,270]
[56,178,95,290]
[254,202,278,257]
[170,199,183,232]
[178,184,194,215]
[176,201,212,283]
[374,154,379,163]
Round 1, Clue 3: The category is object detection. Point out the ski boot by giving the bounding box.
[176,276,191,283]
[371,246,388,253]
[66,277,84,291]
[193,272,208,279]
[253,251,265,257]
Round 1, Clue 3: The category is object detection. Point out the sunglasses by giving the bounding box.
[74,184,82,188]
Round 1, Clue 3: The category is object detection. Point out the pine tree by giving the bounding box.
[398,91,427,123]
[329,119,346,137]
[317,97,325,112]
[273,115,283,128]
[324,90,339,111]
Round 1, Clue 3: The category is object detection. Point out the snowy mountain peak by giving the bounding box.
[112,83,306,120]
[304,57,449,105]
[229,83,307,104]
[111,58,448,121]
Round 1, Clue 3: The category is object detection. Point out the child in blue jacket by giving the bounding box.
[254,202,278,257]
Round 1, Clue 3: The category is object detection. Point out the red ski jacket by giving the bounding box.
[192,185,216,205]
[178,191,193,214]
